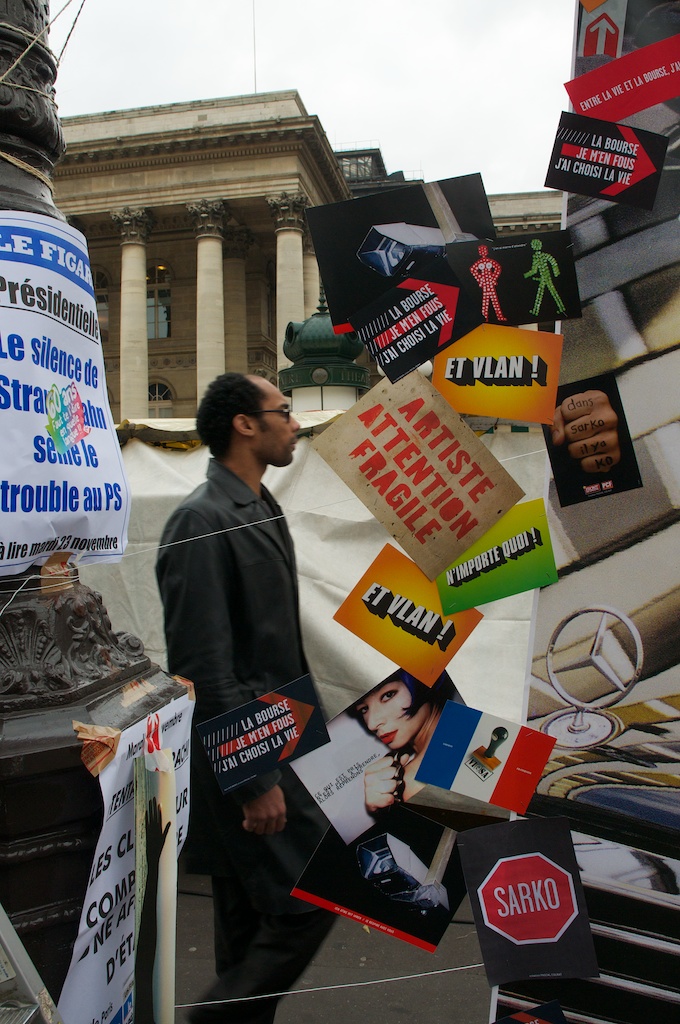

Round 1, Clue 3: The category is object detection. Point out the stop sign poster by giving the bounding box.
[457,817,598,986]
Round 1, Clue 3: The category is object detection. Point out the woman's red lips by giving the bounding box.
[379,731,397,745]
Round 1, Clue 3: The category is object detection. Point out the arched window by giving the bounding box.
[147,263,172,339]
[148,382,174,418]
[93,269,109,345]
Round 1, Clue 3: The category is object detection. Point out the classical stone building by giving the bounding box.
[53,92,562,422]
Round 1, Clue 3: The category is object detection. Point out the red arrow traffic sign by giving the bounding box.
[478,852,578,945]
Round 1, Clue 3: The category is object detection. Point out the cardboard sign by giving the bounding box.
[306,174,495,332]
[415,701,556,814]
[543,371,642,507]
[457,817,599,986]
[565,33,680,121]
[313,374,525,580]
[334,544,482,684]
[293,669,461,844]
[350,261,483,382]
[195,675,329,794]
[445,231,581,327]
[545,111,668,210]
[292,807,466,952]
[432,324,563,425]
[436,499,557,615]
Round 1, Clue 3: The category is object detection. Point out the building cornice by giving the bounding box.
[56,118,349,202]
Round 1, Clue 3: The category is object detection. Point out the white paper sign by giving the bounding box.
[0,211,129,574]
[57,694,193,1024]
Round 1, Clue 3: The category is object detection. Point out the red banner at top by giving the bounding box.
[565,33,680,121]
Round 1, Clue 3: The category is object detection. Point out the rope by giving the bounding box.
[56,0,88,65]
[0,0,78,87]
[175,960,485,1010]
[0,150,54,190]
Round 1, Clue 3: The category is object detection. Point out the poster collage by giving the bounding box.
[1,2,677,1024]
[195,5,680,1021]
[195,4,679,1021]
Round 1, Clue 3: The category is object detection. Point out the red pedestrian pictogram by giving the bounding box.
[478,852,578,945]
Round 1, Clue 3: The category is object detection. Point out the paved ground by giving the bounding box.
[175,868,493,1024]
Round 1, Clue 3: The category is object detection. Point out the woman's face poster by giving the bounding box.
[292,668,459,843]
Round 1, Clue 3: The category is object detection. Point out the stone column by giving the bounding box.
[303,230,320,318]
[223,226,254,374]
[187,199,228,402]
[111,208,153,421]
[267,192,308,370]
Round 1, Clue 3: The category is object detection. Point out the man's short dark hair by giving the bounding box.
[196,373,263,458]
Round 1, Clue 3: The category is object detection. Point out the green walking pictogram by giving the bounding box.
[523,238,566,318]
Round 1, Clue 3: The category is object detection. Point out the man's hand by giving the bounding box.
[242,785,287,836]
[551,390,621,474]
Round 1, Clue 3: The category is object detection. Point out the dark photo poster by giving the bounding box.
[542,372,642,508]
[196,674,329,794]
[458,816,598,987]
[306,174,495,331]
[292,803,466,952]
[545,111,668,210]
[446,231,581,328]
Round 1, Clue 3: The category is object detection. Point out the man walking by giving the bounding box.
[156,373,332,1023]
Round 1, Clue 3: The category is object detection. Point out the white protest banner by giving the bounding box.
[57,693,193,1024]
[0,211,129,575]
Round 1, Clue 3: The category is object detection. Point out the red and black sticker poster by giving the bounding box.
[493,999,568,1024]
[545,111,668,210]
[349,259,484,382]
[195,674,330,794]
[542,371,642,508]
[445,232,582,328]
[292,804,466,952]
[566,29,680,122]
[306,174,495,332]
[457,816,598,987]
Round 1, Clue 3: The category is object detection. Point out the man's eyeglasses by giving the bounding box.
[251,407,292,422]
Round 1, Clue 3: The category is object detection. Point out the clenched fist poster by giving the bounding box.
[543,371,642,507]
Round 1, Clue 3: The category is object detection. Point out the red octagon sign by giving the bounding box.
[478,852,577,945]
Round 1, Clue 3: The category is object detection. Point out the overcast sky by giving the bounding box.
[49,0,577,195]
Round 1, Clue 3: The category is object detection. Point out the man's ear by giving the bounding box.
[232,412,256,439]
